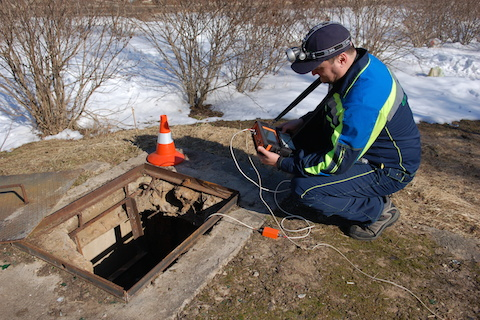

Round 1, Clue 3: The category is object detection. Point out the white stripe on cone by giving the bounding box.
[157,132,173,145]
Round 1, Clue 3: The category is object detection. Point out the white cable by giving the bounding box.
[226,127,443,320]
[206,213,256,230]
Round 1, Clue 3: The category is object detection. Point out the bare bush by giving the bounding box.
[440,0,480,44]
[401,0,480,47]
[0,0,133,136]
[226,0,296,93]
[137,0,296,118]
[137,1,238,118]
[277,0,409,64]
[400,0,438,47]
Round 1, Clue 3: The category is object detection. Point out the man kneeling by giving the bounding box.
[257,22,421,240]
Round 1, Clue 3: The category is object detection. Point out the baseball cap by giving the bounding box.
[290,22,352,74]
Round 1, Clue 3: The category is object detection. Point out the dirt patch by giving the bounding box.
[0,119,479,319]
[189,104,224,120]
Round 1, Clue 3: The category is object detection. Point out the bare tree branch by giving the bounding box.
[0,0,134,136]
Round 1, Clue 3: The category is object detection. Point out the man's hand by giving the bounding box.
[257,146,280,167]
[277,118,304,134]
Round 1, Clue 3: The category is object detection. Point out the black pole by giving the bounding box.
[272,77,323,123]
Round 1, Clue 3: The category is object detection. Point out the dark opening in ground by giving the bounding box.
[94,214,197,290]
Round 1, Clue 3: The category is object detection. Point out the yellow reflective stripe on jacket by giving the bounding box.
[305,93,344,175]
[357,76,396,159]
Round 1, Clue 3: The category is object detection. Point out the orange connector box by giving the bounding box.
[261,227,280,239]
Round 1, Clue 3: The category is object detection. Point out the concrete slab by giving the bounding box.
[0,170,80,242]
[3,148,289,319]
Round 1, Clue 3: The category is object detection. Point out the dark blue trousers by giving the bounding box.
[290,162,414,224]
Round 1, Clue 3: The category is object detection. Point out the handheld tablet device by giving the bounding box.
[251,121,295,157]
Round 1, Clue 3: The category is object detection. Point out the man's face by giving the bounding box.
[311,58,340,84]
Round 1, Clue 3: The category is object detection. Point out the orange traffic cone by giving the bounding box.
[147,115,185,167]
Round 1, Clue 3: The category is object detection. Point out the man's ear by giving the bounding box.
[337,52,349,66]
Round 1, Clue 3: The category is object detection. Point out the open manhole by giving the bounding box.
[14,163,238,301]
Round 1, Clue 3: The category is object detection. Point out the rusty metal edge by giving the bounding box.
[13,240,128,301]
[142,163,238,199]
[33,163,238,235]
[14,192,238,302]
[32,165,145,235]
[125,191,239,298]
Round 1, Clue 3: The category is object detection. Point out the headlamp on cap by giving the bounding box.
[286,37,351,63]
[286,47,306,63]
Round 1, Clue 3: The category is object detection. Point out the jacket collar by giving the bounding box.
[334,48,369,97]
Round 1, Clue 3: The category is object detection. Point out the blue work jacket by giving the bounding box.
[278,48,421,177]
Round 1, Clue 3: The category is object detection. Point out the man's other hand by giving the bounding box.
[277,118,304,134]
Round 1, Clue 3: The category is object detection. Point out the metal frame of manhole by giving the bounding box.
[13,163,239,302]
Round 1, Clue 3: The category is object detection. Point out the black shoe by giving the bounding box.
[348,197,400,241]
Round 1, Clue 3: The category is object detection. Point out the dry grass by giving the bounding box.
[1,119,479,319]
